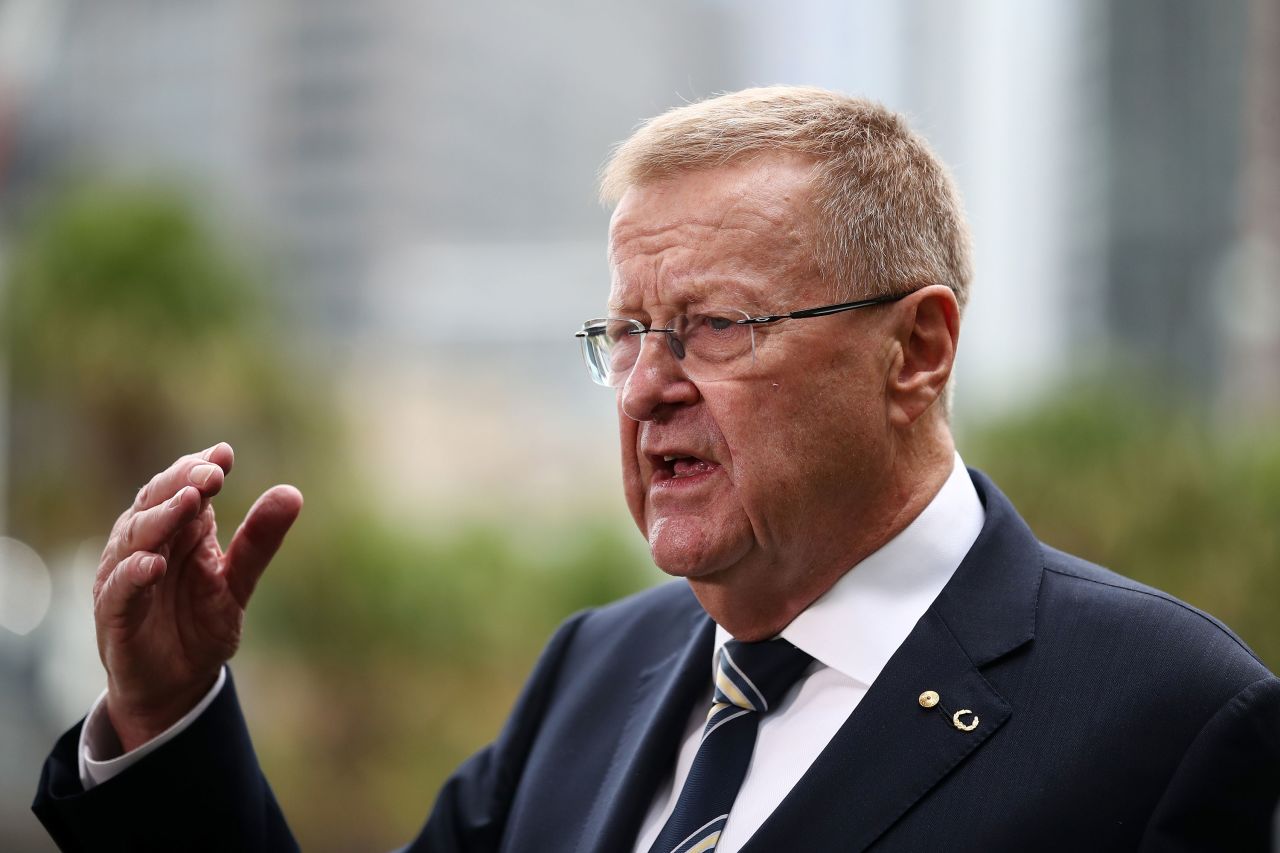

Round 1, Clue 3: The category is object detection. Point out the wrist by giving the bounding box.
[105,672,218,753]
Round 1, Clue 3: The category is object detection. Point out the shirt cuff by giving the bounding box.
[78,667,228,790]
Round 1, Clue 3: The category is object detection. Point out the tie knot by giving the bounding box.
[714,638,813,714]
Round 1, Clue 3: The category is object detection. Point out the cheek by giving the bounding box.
[616,406,646,531]
[721,380,868,503]
[705,391,791,509]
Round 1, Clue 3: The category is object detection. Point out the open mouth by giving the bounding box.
[651,453,719,482]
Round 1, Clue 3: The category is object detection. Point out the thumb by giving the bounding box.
[223,485,303,608]
[97,552,167,632]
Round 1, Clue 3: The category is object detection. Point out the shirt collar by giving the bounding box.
[713,454,985,687]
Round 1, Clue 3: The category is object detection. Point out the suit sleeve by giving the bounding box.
[403,610,586,852]
[33,610,587,853]
[32,671,297,853]
[1139,675,1280,852]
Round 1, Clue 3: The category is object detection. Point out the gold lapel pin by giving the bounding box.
[917,690,980,733]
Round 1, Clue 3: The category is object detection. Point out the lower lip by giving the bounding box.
[650,464,722,491]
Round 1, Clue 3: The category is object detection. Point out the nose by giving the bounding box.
[619,331,699,421]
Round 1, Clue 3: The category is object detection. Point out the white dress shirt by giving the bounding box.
[632,455,984,853]
[82,457,984,853]
[79,666,226,787]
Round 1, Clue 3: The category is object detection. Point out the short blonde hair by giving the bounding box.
[600,86,973,312]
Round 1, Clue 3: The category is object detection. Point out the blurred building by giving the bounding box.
[1105,0,1280,421]
[8,0,1276,427]
[1228,0,1280,419]
[2,0,743,517]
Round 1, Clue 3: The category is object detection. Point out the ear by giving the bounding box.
[887,285,960,428]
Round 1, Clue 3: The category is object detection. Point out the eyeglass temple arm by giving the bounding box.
[574,289,914,335]
[739,291,912,325]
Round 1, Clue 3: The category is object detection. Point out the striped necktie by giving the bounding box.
[646,638,814,853]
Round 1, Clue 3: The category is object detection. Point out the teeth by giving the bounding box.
[663,455,678,462]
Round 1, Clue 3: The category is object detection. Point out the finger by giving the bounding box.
[96,552,167,629]
[111,486,203,566]
[169,500,219,568]
[223,485,303,607]
[131,443,235,512]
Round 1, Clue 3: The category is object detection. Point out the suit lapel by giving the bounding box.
[576,608,714,853]
[741,609,1012,851]
[742,469,1043,851]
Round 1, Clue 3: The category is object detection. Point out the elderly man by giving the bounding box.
[33,87,1280,851]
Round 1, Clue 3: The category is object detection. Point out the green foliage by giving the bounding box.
[1,181,336,549]
[4,182,256,382]
[965,387,1280,669]
[248,504,652,667]
[241,505,652,852]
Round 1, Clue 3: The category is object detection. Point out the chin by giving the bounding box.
[646,516,746,580]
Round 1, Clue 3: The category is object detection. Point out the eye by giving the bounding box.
[682,311,746,339]
[603,319,639,344]
[688,312,739,334]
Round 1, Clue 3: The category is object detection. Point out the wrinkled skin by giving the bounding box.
[608,155,959,639]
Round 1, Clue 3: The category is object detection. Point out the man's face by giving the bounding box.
[608,155,900,595]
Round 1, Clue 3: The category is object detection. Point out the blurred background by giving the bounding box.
[1,0,1277,849]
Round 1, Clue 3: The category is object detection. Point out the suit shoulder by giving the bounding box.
[1038,544,1273,682]
[550,581,705,666]
[576,580,703,634]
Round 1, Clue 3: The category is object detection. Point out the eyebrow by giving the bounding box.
[607,280,769,315]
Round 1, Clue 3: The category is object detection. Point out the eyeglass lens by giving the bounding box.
[579,308,754,387]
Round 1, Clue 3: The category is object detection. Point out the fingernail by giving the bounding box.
[189,464,218,487]
[169,488,189,509]
[140,555,158,575]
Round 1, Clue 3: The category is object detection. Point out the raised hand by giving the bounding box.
[93,442,303,752]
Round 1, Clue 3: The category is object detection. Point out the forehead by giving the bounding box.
[606,155,820,312]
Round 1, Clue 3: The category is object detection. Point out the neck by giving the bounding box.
[691,424,957,641]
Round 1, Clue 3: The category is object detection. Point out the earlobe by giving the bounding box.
[888,286,960,428]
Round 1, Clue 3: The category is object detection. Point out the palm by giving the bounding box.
[103,513,242,706]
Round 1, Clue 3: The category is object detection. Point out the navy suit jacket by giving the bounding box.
[34,471,1280,851]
